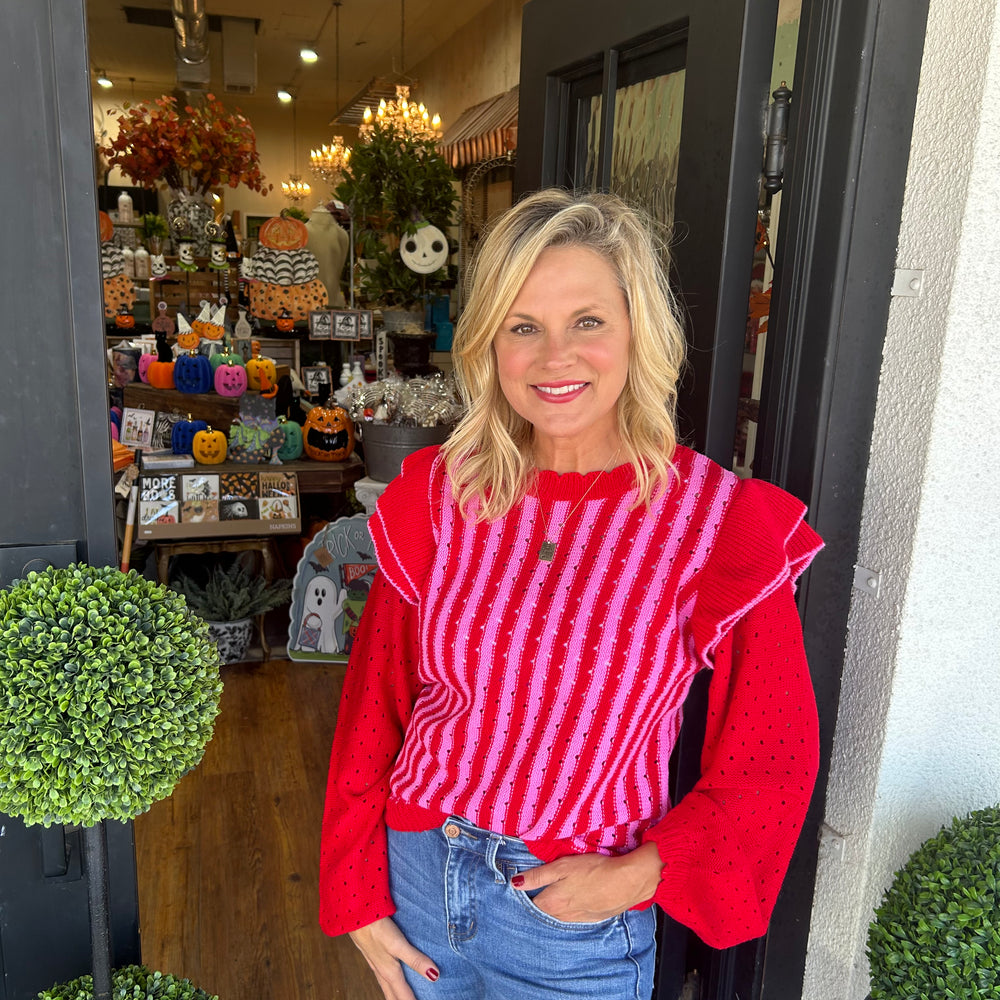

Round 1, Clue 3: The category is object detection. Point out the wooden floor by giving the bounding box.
[134,658,384,1000]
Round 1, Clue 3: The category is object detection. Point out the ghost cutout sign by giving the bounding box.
[400,222,449,274]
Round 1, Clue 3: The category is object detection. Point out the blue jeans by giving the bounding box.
[386,816,657,999]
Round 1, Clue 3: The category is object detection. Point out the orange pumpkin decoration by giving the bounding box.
[258,210,309,251]
[114,307,136,329]
[245,340,277,391]
[192,426,228,465]
[176,328,200,351]
[147,360,175,389]
[275,308,295,333]
[98,211,114,243]
[303,403,354,462]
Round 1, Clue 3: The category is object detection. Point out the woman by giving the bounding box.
[320,189,822,1000]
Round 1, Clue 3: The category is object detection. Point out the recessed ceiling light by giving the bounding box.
[300,47,319,63]
[96,71,113,89]
[277,88,293,103]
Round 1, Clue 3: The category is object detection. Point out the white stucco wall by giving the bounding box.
[802,1,1000,997]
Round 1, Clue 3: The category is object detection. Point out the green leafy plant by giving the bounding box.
[335,114,457,310]
[0,563,222,828]
[38,965,216,1000]
[172,560,292,622]
[140,212,169,242]
[867,804,1000,999]
[283,205,310,222]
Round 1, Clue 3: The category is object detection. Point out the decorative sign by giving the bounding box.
[287,514,376,662]
[137,470,301,539]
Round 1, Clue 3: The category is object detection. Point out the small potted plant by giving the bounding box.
[0,563,222,999]
[867,803,1000,999]
[172,558,292,664]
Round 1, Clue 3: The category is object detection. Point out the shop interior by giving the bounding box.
[70,0,799,995]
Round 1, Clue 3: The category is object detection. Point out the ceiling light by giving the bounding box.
[277,88,293,103]
[96,71,113,89]
[300,47,319,63]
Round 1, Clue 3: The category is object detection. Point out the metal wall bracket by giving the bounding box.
[891,268,924,296]
[853,564,881,597]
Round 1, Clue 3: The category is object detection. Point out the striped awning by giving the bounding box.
[439,86,519,169]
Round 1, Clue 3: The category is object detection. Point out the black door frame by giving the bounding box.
[752,0,930,996]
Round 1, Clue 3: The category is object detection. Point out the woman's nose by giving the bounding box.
[538,329,575,366]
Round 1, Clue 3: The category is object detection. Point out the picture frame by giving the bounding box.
[308,308,335,341]
[119,407,156,450]
[331,309,361,342]
[357,309,374,341]
[301,364,333,402]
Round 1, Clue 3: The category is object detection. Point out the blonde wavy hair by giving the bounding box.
[443,188,686,521]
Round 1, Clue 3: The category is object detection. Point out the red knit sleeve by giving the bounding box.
[639,478,823,948]
[318,572,422,936]
[366,445,443,605]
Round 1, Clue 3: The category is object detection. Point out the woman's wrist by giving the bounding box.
[618,841,664,906]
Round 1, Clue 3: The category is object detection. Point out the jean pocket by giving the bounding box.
[501,862,621,932]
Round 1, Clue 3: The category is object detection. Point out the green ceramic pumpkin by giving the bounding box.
[277,417,304,461]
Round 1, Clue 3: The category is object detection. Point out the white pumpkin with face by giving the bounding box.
[400,223,449,274]
[150,254,168,277]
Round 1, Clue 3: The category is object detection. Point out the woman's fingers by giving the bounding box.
[349,916,440,999]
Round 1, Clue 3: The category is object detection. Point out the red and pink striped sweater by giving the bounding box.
[320,445,822,947]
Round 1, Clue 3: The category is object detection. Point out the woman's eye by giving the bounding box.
[509,323,536,336]
[578,315,603,329]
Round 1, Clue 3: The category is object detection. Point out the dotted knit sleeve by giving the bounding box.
[318,572,422,936]
[641,581,819,947]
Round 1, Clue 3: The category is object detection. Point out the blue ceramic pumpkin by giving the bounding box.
[174,351,214,394]
[171,417,208,455]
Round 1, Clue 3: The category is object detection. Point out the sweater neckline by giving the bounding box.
[528,462,637,502]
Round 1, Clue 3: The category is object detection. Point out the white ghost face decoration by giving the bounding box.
[150,254,168,277]
[400,223,448,274]
[177,241,195,266]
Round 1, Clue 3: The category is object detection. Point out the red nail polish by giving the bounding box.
[512,874,525,888]
[427,968,440,982]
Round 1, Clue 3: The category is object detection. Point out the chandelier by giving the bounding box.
[281,174,312,202]
[310,139,351,189]
[359,84,443,142]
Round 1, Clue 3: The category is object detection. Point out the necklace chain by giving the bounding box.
[535,449,621,562]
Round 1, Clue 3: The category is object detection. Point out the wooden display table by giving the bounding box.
[138,456,364,493]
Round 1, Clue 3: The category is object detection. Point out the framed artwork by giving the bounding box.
[245,215,269,242]
[287,514,377,662]
[119,407,156,450]
[301,364,333,402]
[357,309,374,341]
[331,309,361,341]
[308,309,334,340]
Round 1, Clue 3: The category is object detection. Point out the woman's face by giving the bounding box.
[493,245,630,470]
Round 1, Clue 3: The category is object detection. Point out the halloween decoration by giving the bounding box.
[172,217,198,273]
[148,330,176,389]
[206,220,228,271]
[175,313,200,351]
[100,225,136,320]
[259,210,309,251]
[152,301,175,337]
[171,416,209,455]
[247,210,328,322]
[245,341,277,392]
[303,403,354,462]
[202,301,227,342]
[99,210,115,243]
[399,222,449,274]
[209,340,244,371]
[114,304,136,330]
[276,416,304,461]
[276,308,295,333]
[137,353,155,383]
[191,301,212,339]
[214,360,248,397]
[150,253,169,279]
[192,426,228,465]
[227,416,284,464]
[174,351,214,394]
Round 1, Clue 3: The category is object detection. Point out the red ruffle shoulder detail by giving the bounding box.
[688,476,823,666]
[367,445,445,604]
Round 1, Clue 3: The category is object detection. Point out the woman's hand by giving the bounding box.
[349,916,440,999]
[511,842,663,922]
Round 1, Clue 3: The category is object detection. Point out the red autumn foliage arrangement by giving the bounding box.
[103,93,271,196]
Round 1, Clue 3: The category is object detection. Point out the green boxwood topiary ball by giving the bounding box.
[867,804,1000,1000]
[0,563,222,828]
[37,963,217,999]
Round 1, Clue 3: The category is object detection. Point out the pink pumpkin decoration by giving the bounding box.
[138,353,155,384]
[214,360,248,397]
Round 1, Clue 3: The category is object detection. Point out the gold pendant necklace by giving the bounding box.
[535,449,621,562]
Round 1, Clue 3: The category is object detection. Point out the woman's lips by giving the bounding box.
[531,381,589,402]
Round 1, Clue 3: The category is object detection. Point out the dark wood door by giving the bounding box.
[516,0,780,468]
[516,3,780,998]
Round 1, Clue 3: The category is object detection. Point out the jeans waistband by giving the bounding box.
[437,815,540,872]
